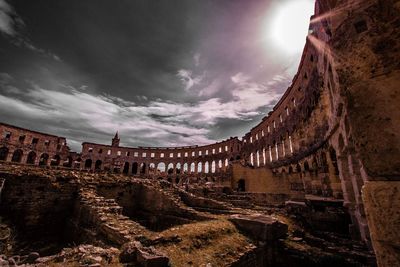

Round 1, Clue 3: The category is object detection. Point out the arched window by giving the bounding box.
[26,151,36,164]
[140,163,146,174]
[204,162,209,173]
[190,162,195,173]
[167,163,174,174]
[256,150,260,167]
[157,162,166,173]
[132,162,139,174]
[95,160,102,170]
[197,162,202,173]
[123,162,130,174]
[211,161,216,173]
[11,149,23,163]
[0,147,9,161]
[176,163,181,174]
[84,159,92,169]
[39,153,49,166]
[262,148,266,165]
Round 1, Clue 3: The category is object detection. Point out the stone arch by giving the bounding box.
[149,163,156,174]
[11,149,23,163]
[26,151,36,164]
[250,152,254,166]
[329,147,340,175]
[204,161,209,173]
[0,147,9,161]
[190,162,195,173]
[218,160,223,169]
[237,179,245,192]
[262,148,266,165]
[132,162,138,174]
[157,162,166,173]
[211,161,216,173]
[140,163,146,174]
[296,163,302,173]
[95,160,102,170]
[176,163,181,174]
[123,162,130,174]
[50,154,61,166]
[84,159,92,169]
[304,161,310,172]
[167,163,174,174]
[197,162,202,173]
[39,153,49,166]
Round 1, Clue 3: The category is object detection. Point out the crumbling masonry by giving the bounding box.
[0,0,399,266]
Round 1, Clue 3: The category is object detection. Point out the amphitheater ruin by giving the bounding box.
[0,0,399,266]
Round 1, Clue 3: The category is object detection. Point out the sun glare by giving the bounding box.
[268,0,315,54]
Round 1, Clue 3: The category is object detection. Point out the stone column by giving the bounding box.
[362,181,400,267]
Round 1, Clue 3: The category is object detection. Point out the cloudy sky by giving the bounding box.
[0,0,314,151]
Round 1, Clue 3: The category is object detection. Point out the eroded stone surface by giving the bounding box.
[362,181,400,267]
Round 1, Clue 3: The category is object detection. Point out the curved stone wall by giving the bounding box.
[0,123,70,167]
[1,1,399,263]
[80,137,241,177]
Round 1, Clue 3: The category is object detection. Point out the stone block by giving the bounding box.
[119,241,141,263]
[229,214,288,241]
[137,247,169,267]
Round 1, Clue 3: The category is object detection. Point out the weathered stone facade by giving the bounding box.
[0,0,399,265]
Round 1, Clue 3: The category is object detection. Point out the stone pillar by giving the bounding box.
[6,149,14,162]
[362,181,400,267]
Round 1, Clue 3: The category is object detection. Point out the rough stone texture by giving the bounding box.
[229,214,288,242]
[1,0,398,264]
[362,181,400,267]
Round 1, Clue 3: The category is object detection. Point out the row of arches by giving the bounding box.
[83,158,231,175]
[0,147,66,166]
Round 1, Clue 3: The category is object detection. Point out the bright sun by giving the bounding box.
[269,0,315,54]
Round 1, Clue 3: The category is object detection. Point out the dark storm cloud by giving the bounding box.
[0,0,309,151]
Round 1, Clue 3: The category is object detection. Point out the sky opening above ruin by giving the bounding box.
[0,0,314,151]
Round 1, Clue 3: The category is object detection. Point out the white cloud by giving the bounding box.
[0,0,61,61]
[0,76,282,151]
[0,0,19,35]
[177,69,203,91]
[231,72,250,84]
[198,79,221,97]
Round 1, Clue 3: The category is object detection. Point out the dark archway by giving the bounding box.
[140,163,146,174]
[238,179,245,192]
[0,147,9,161]
[95,160,102,170]
[11,149,23,163]
[329,147,340,175]
[123,162,130,175]
[304,161,310,172]
[26,151,36,164]
[84,159,92,169]
[132,162,138,175]
[39,153,49,166]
